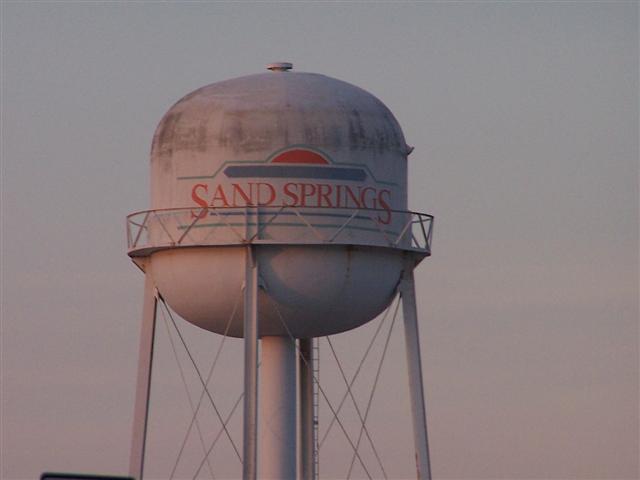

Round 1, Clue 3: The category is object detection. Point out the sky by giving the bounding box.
[1,2,638,480]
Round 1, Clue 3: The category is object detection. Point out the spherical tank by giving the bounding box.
[143,64,414,338]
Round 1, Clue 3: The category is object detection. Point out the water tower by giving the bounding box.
[126,63,433,479]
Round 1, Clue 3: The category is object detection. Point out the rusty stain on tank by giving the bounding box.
[150,71,407,165]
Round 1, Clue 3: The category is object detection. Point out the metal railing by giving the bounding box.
[126,206,433,256]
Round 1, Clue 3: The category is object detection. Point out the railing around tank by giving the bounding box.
[126,206,433,256]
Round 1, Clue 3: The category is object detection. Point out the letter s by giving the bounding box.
[377,189,392,225]
[191,183,209,219]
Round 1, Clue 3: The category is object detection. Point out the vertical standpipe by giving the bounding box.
[260,336,297,479]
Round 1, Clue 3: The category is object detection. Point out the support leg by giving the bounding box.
[299,338,316,480]
[129,275,158,480]
[243,246,259,480]
[400,267,432,480]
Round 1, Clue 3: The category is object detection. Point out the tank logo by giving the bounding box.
[223,149,367,182]
[185,147,393,224]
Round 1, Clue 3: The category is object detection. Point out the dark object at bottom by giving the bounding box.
[41,473,135,480]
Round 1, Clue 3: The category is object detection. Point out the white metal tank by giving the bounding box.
[127,63,430,338]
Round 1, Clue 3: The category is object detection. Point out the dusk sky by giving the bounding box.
[2,2,638,480]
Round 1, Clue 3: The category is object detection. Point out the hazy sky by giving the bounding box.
[2,2,638,480]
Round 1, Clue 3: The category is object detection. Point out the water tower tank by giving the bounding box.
[127,63,429,338]
[126,64,434,480]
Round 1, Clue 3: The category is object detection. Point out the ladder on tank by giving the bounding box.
[312,338,320,480]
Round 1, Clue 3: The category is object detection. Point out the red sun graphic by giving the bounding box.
[271,149,329,165]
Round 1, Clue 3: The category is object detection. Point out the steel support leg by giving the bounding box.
[400,266,432,480]
[129,275,158,480]
[299,338,316,480]
[243,246,259,480]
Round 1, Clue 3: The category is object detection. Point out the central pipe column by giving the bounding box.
[260,335,297,480]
